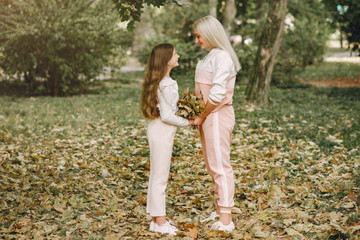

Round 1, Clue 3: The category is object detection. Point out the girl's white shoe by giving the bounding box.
[200,211,219,223]
[149,221,178,236]
[149,221,156,231]
[210,221,235,232]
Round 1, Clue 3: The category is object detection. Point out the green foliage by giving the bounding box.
[233,43,258,83]
[149,0,210,41]
[232,0,268,42]
[134,0,210,73]
[297,62,360,81]
[107,29,134,73]
[112,0,189,30]
[342,1,360,50]
[323,0,360,49]
[0,0,127,96]
[271,0,330,85]
[234,83,360,154]
[273,17,330,85]
[231,0,331,86]
[139,36,206,75]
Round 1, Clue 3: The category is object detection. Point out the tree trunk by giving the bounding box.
[340,27,344,49]
[48,66,60,97]
[256,0,265,21]
[24,70,35,93]
[222,0,236,38]
[209,0,217,18]
[237,0,247,41]
[245,0,288,106]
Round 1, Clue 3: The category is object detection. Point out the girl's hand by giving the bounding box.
[188,119,194,126]
[193,116,205,126]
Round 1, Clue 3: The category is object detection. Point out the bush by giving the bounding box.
[138,36,206,75]
[272,17,330,85]
[148,0,211,42]
[233,42,258,83]
[0,0,128,96]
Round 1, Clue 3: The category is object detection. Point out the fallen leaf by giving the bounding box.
[187,228,197,239]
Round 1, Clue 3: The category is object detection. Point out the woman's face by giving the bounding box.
[167,49,180,68]
[194,30,212,49]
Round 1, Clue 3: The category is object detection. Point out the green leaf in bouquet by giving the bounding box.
[177,109,189,118]
[177,88,205,120]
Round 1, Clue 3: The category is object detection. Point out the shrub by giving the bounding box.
[233,42,258,83]
[272,17,330,85]
[0,0,128,96]
[138,36,206,75]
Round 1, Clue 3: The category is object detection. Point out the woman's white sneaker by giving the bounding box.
[150,221,178,236]
[210,221,235,232]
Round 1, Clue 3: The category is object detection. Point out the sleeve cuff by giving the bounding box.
[208,97,219,105]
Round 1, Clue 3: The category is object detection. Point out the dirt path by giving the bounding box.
[305,48,360,87]
[300,77,360,87]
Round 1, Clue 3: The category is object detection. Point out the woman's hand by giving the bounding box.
[188,119,194,126]
[191,99,219,126]
[193,116,205,126]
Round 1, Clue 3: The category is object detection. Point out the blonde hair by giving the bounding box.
[141,43,174,119]
[194,15,241,72]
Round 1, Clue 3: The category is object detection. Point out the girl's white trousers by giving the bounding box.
[146,118,177,217]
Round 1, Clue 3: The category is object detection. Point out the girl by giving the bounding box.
[192,15,241,232]
[141,43,193,236]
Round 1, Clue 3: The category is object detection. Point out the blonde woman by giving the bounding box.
[192,15,241,232]
[141,43,193,236]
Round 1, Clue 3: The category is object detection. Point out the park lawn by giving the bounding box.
[0,65,360,239]
[297,61,360,81]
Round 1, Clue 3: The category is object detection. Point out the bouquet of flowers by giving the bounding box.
[176,88,205,119]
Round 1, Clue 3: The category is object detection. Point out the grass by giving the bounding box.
[1,64,359,154]
[296,61,360,81]
[0,79,143,140]
[324,47,351,56]
[237,86,359,153]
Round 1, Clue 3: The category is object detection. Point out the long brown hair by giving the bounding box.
[141,43,174,119]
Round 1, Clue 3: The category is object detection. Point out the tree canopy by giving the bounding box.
[323,0,360,48]
[0,0,125,96]
[112,0,189,30]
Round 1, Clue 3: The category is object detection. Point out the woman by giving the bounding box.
[192,15,241,232]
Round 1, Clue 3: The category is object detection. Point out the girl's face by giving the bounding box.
[194,30,212,49]
[167,49,180,68]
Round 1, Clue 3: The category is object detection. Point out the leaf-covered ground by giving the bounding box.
[1,74,360,239]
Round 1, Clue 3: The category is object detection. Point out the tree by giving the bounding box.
[0,0,125,96]
[148,0,211,41]
[222,0,237,37]
[245,0,288,105]
[323,0,360,51]
[112,0,188,30]
[231,0,268,45]
[209,0,217,17]
[340,0,360,53]
[271,0,330,84]
[131,5,154,57]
